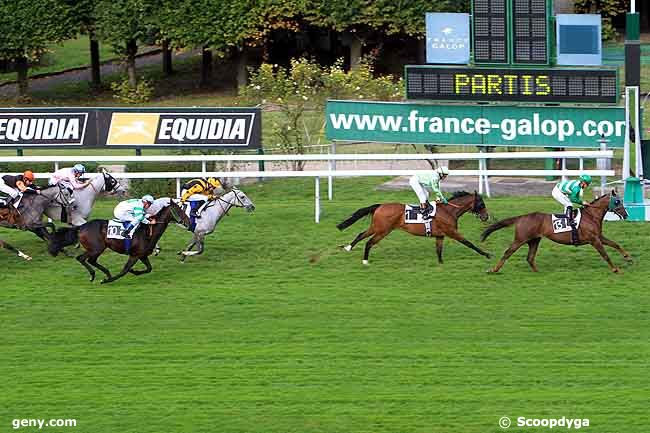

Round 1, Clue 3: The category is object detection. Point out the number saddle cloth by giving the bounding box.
[404,204,436,236]
[551,210,582,234]
[107,219,131,240]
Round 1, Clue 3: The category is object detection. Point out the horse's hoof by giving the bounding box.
[100,279,109,284]
[89,275,95,282]
[362,260,369,266]
[338,244,352,251]
[487,268,499,274]
[485,253,492,259]
[624,255,633,263]
[612,267,621,274]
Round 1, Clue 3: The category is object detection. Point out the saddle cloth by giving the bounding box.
[107,219,129,240]
[551,210,582,234]
[404,204,435,223]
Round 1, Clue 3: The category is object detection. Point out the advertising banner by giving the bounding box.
[326,100,625,148]
[0,107,261,149]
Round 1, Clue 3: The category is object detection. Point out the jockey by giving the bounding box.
[180,177,222,217]
[552,174,592,221]
[0,170,40,208]
[49,164,91,197]
[113,195,156,239]
[409,166,449,219]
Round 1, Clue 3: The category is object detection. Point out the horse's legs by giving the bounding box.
[342,229,373,252]
[0,240,31,261]
[599,235,632,262]
[362,233,387,265]
[591,239,620,273]
[87,255,112,279]
[526,238,542,272]
[130,256,153,276]
[76,253,96,282]
[435,236,444,264]
[101,256,139,284]
[489,240,527,273]
[180,233,206,262]
[447,230,491,258]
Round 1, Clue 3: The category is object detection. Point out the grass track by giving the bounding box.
[1,178,649,433]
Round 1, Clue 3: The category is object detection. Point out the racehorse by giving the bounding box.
[337,191,491,265]
[48,198,190,284]
[44,168,123,226]
[178,187,255,261]
[0,185,73,239]
[481,191,629,273]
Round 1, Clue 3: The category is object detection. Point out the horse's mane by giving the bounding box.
[589,191,614,204]
[449,191,471,200]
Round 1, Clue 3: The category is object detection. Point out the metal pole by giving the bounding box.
[176,178,181,198]
[201,161,207,173]
[561,158,567,182]
[478,158,483,195]
[623,86,632,180]
[634,86,643,178]
[54,162,59,171]
[484,158,491,198]
[315,176,321,223]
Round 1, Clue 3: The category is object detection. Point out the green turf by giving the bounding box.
[0,178,648,432]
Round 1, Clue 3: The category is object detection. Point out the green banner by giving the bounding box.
[326,100,625,148]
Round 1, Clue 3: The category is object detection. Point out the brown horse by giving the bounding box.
[48,198,190,283]
[337,191,491,265]
[481,191,629,273]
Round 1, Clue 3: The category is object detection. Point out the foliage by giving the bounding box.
[0,0,76,62]
[574,0,629,40]
[241,57,402,169]
[94,0,159,57]
[110,76,154,103]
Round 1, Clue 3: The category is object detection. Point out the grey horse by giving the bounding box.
[1,184,74,238]
[178,188,255,261]
[44,168,124,226]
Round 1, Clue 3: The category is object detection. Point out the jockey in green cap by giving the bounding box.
[552,174,592,241]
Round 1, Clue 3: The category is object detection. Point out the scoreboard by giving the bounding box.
[512,0,548,64]
[473,0,508,63]
[405,66,618,104]
[473,0,549,65]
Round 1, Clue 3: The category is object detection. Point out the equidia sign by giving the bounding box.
[0,107,262,148]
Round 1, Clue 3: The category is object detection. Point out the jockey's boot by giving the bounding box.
[420,201,433,220]
[120,223,134,239]
[566,206,578,244]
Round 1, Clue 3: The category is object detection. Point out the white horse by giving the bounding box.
[178,188,255,261]
[44,168,124,226]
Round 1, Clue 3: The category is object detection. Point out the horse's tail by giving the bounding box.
[480,216,521,241]
[337,204,381,231]
[48,226,80,257]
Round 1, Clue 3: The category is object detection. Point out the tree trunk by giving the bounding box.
[200,46,212,87]
[126,39,137,87]
[235,46,248,89]
[349,36,363,70]
[89,33,101,88]
[162,39,173,75]
[15,56,28,99]
[417,38,426,64]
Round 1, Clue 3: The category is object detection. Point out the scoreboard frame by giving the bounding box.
[405,65,619,104]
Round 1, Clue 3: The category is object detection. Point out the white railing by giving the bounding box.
[0,151,615,222]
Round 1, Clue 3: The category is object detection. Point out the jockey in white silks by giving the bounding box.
[113,195,156,239]
[409,166,449,219]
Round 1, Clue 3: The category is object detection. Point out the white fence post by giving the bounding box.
[176,178,181,198]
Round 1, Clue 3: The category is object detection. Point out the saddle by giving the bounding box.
[404,205,434,237]
[551,210,582,244]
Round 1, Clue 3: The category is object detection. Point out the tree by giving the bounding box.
[158,0,258,87]
[574,0,629,40]
[304,0,468,68]
[0,0,76,98]
[94,0,159,87]
[65,0,102,88]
